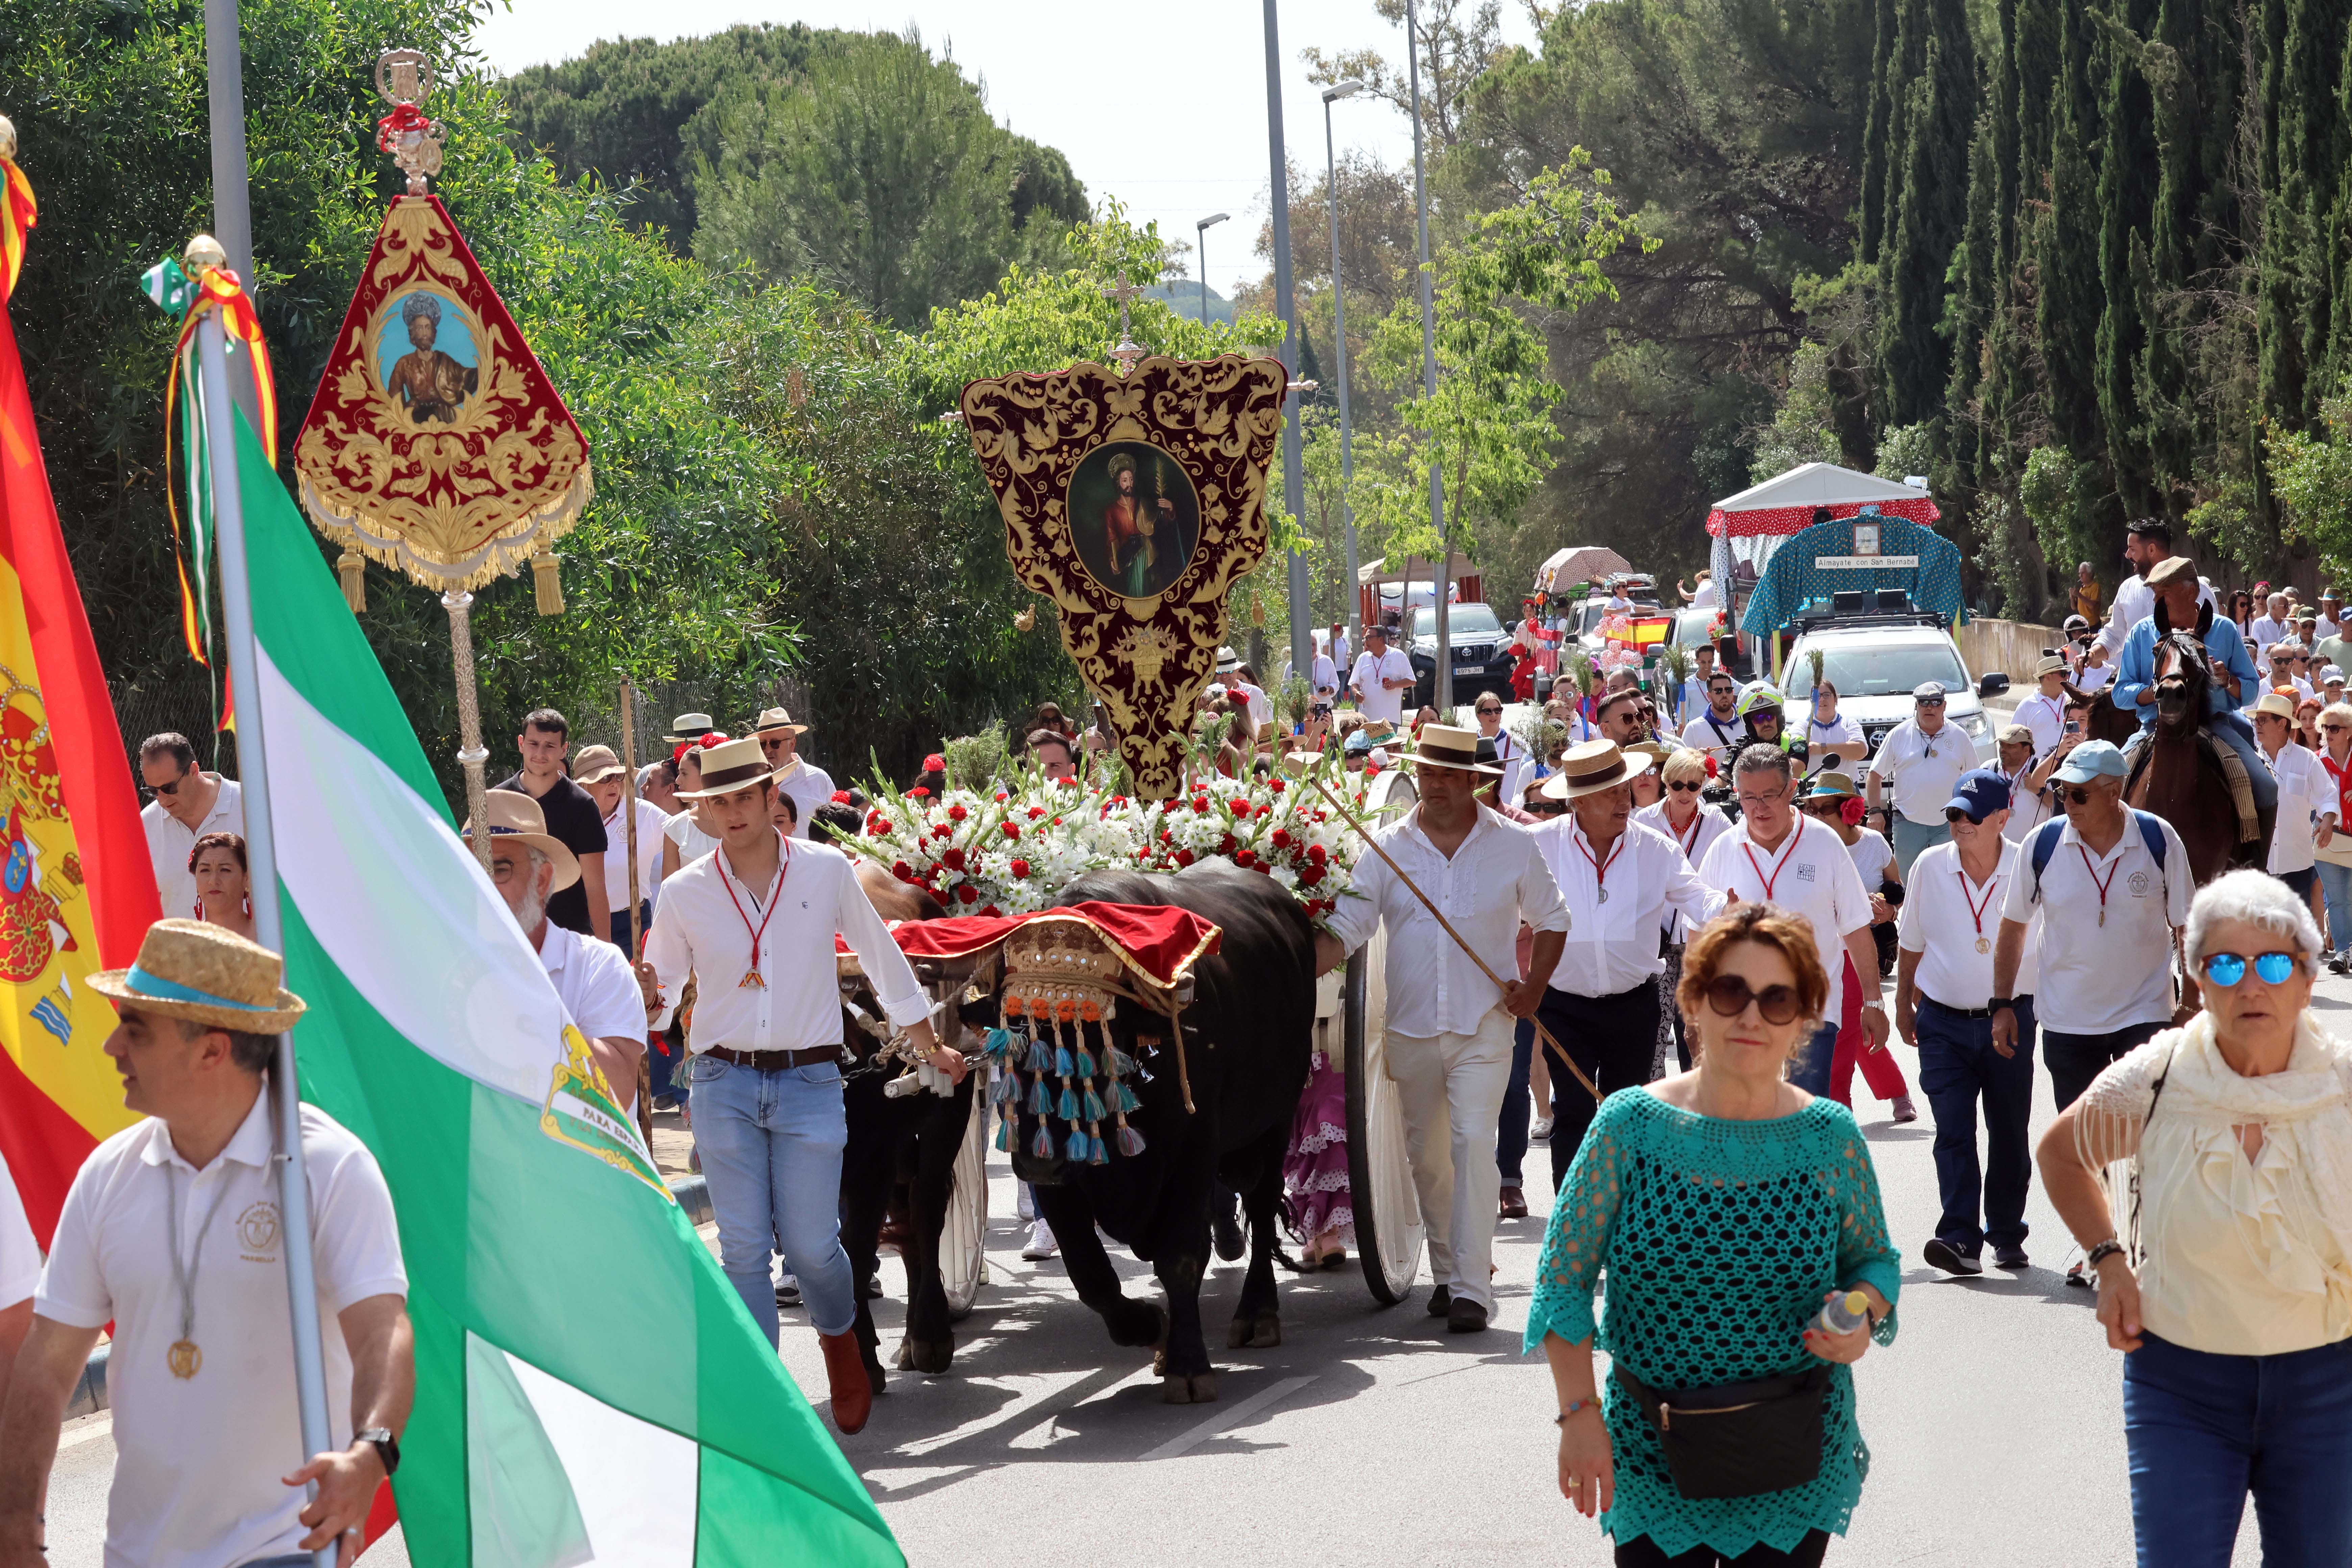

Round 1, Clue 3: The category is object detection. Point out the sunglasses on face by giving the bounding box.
[2325,724,2352,734]
[145,775,186,799]
[1945,806,1985,825]
[1525,800,1566,816]
[1916,699,1946,709]
[1803,799,1844,815]
[2200,950,2298,986]
[1666,779,1704,793]
[1702,974,1803,1025]
[2064,785,2106,805]
[1476,705,1501,715]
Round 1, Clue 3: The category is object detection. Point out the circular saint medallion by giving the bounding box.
[1064,441,1202,602]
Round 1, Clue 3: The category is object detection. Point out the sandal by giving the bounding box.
[1318,1248,1348,1270]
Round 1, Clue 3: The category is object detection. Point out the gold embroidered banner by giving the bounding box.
[959,354,1287,800]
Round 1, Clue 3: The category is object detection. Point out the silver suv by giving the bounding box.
[1777,616,2008,763]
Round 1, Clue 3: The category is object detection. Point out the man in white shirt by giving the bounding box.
[641,737,964,1431]
[2253,691,2338,898]
[1896,769,2040,1277]
[2015,656,2069,758]
[138,732,243,921]
[1309,640,1340,703]
[574,743,671,949]
[0,920,410,1568]
[748,706,833,839]
[2267,639,2318,702]
[2094,517,2217,661]
[1530,742,1722,1185]
[2318,592,2342,643]
[466,790,652,1112]
[1697,744,1887,1096]
[1865,682,1981,878]
[1348,622,1415,727]
[1993,740,2191,1192]
[1993,724,2055,844]
[2249,590,2293,672]
[0,1153,36,1422]
[1319,725,1569,1334]
[1679,668,1747,765]
[1678,641,1722,725]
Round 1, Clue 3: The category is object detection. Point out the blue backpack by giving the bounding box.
[2026,811,2168,905]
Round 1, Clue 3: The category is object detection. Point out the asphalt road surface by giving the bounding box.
[49,978,2319,1566]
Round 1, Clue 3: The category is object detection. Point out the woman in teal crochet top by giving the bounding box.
[1527,902,1902,1566]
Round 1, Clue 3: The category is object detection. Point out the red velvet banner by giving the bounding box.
[838,901,1221,989]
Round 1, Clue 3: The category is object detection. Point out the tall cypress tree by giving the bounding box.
[2095,0,2162,517]
[1879,0,1978,424]
[1860,0,1903,265]
[1944,114,2001,502]
[2256,0,2345,432]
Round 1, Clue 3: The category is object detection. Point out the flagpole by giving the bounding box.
[196,288,338,1568]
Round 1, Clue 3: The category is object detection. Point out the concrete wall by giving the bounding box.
[1956,617,2064,683]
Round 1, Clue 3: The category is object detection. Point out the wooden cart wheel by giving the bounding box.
[940,1067,990,1321]
[1345,768,1425,1305]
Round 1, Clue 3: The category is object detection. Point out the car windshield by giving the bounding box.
[1410,604,1502,639]
[1672,609,1717,646]
[1783,643,1969,699]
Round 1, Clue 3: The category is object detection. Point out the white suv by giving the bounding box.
[1776,615,2009,765]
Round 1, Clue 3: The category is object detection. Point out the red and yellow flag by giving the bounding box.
[0,153,158,1241]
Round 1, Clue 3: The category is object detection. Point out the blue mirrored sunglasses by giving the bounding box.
[2200,950,2298,986]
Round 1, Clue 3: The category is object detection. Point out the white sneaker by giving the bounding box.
[1530,1117,1554,1142]
[1021,1219,1058,1260]
[1018,1185,1035,1222]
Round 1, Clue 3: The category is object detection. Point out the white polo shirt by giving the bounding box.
[769,757,836,840]
[0,1149,36,1309]
[1846,827,1895,890]
[2015,688,2068,758]
[540,921,648,1045]
[1867,718,1980,825]
[1696,813,1876,1024]
[1899,839,2038,1009]
[2265,741,2338,876]
[1350,647,1415,725]
[1680,708,1746,765]
[1800,710,1864,777]
[141,776,243,921]
[1533,817,1723,997]
[1996,763,2051,845]
[36,1094,406,1568]
[2003,811,2190,1035]
[666,809,721,868]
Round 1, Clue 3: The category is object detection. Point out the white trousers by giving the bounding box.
[1387,1008,1516,1314]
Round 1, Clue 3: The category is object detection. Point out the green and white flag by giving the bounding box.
[229,407,900,1566]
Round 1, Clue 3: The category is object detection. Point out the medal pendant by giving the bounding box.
[739,968,766,990]
[1975,936,1990,954]
[1597,887,1609,904]
[2098,909,2106,928]
[167,1339,201,1379]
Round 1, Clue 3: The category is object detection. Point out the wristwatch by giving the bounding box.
[357,1426,400,1477]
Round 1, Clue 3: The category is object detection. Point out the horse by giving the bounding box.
[2122,606,2273,884]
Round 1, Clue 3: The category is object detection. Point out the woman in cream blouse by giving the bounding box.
[2039,869,2352,1566]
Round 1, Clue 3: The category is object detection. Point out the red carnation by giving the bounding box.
[1271,828,1292,849]
[831,790,852,804]
[908,786,931,799]
[1193,795,1210,813]
[995,792,1009,803]
[1234,849,1256,868]
[948,804,969,822]
[956,883,979,904]
[1231,800,1252,819]
[1174,848,1195,867]
[892,860,912,879]
[932,823,952,840]
[923,753,946,772]
[1269,780,1286,794]
[1307,843,1327,865]
[941,847,967,871]
[1217,834,1237,857]
[1159,828,1173,843]
[1027,805,1047,819]
[1002,821,1020,840]
[980,904,1002,918]
[1299,864,1326,887]
[1010,858,1032,879]
[1253,861,1272,874]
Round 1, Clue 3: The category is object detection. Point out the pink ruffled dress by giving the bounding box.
[1282,1049,1353,1250]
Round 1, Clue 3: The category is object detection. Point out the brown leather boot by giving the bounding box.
[819,1330,873,1435]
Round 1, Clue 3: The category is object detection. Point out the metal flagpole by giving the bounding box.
[1404,0,1452,713]
[1262,0,1314,685]
[195,292,339,1568]
[1323,82,1367,654]
[618,676,651,1145]
[446,591,493,872]
[201,0,262,436]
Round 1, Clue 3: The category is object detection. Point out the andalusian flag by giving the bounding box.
[231,409,899,1563]
[0,159,158,1242]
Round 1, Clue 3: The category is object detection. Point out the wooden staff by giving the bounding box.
[1309,774,1600,1103]
[619,677,652,1147]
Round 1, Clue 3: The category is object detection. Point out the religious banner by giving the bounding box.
[960,317,1288,800]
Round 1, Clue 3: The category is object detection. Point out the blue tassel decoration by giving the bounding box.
[1112,1081,1140,1114]
[1031,1124,1055,1159]
[1057,1084,1079,1121]
[994,1071,1019,1106]
[1116,1123,1146,1157]
[1109,1048,1138,1078]
[1029,1078,1053,1115]
[995,1115,1013,1152]
[1083,1086,1106,1122]
[1087,1125,1110,1166]
[1055,1043,1074,1077]
[1027,1036,1051,1073]
[1064,1129,1089,1163]
[1074,1045,1097,1079]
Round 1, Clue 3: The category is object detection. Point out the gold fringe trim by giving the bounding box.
[532,549,563,616]
[295,461,595,594]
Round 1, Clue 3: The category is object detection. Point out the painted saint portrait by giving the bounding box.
[1068,441,1200,601]
[376,290,480,425]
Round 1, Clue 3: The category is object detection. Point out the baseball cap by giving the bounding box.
[2053,739,2128,784]
[1946,769,2011,819]
[2326,665,2346,684]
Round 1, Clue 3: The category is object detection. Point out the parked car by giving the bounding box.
[1403,602,1513,708]
[1778,609,2010,764]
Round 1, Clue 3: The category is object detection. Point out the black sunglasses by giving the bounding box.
[1666,779,1704,793]
[1945,806,1985,825]
[1525,800,1566,816]
[145,774,187,798]
[1702,974,1803,1026]
[2064,785,2101,805]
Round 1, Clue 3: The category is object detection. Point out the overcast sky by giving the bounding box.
[469,1,1537,298]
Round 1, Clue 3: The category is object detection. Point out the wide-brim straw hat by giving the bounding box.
[748,705,808,737]
[662,711,716,743]
[572,743,626,785]
[1397,722,1505,775]
[90,918,306,1033]
[463,790,582,891]
[675,736,780,800]
[2253,690,2300,721]
[1216,645,1243,673]
[1541,739,1655,801]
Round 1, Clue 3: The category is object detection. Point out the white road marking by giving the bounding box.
[1141,1374,1318,1460]
[57,1412,112,1451]
[893,1368,1099,1457]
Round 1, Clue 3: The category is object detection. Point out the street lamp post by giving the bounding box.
[1263,0,1315,687]
[1322,80,1366,658]
[1404,0,1452,711]
[1195,212,1229,325]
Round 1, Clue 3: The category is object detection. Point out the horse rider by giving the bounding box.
[2093,516,2216,664]
[2110,555,2275,825]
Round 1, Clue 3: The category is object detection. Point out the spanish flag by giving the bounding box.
[0,151,158,1241]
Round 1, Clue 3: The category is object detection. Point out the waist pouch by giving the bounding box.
[1614,1363,1829,1499]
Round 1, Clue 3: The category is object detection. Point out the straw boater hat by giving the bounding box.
[462,791,581,891]
[2253,690,2301,722]
[1216,646,1243,675]
[91,918,307,1033]
[662,711,716,743]
[748,705,808,737]
[1397,723,1505,776]
[673,736,779,800]
[571,744,625,785]
[1541,739,1655,801]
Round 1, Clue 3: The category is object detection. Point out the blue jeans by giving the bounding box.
[686,1052,857,1339]
[1890,815,1951,881]
[2124,1331,2352,1566]
[1497,1017,1535,1184]
[1914,996,2036,1253]
[1789,1019,1837,1096]
[2317,861,2352,952]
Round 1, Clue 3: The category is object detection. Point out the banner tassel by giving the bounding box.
[337,547,366,613]
[531,548,563,616]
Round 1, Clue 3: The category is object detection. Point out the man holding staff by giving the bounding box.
[1319,723,1571,1334]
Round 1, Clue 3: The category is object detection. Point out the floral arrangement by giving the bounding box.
[832,755,1379,928]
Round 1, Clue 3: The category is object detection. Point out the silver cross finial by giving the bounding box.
[1102,278,1148,376]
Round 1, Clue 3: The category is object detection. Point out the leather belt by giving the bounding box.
[1921,994,2030,1020]
[702,1044,846,1071]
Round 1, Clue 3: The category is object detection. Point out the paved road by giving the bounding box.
[51,977,2325,1566]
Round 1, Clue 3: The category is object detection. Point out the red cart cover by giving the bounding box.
[836,902,1221,993]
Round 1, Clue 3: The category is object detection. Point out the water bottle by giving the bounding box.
[1812,1289,1870,1338]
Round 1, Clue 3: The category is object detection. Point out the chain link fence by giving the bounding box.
[108,666,238,779]
[564,674,814,781]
